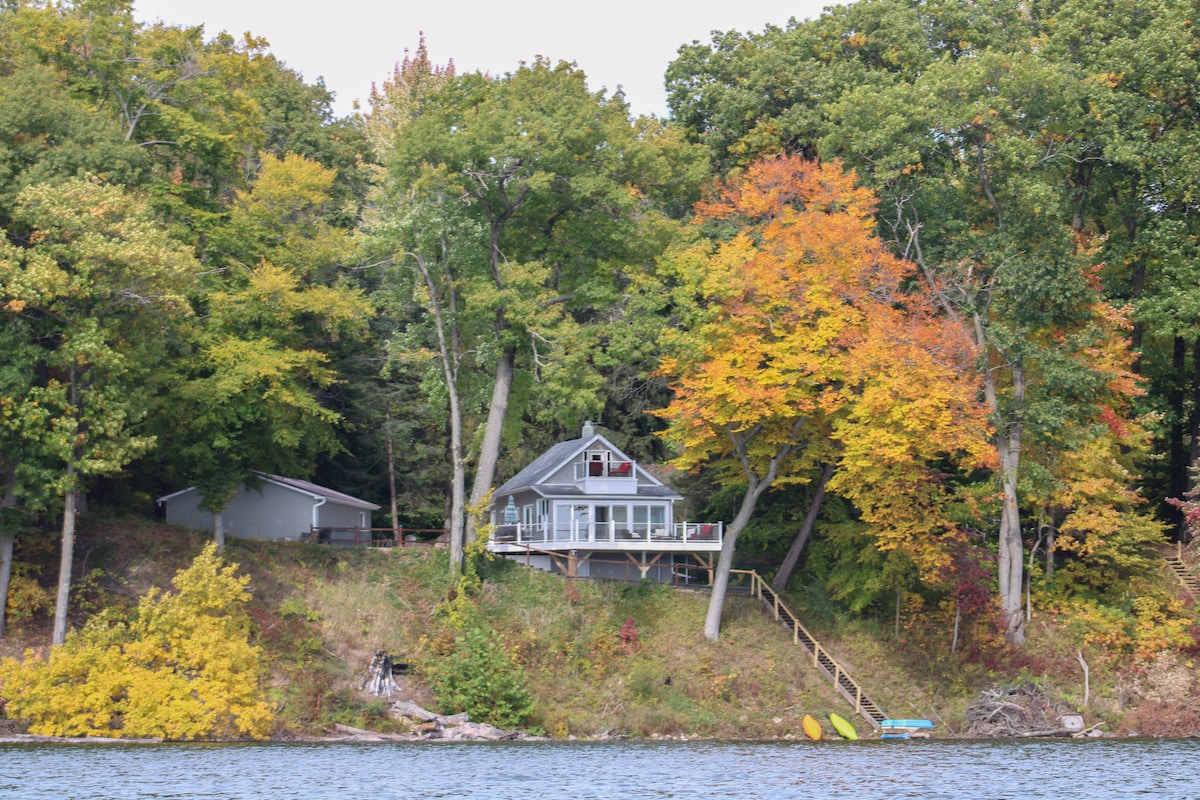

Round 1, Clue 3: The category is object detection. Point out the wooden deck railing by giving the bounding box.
[491,521,723,549]
[733,569,887,729]
[307,527,446,547]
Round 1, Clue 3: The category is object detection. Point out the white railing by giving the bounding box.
[491,520,723,548]
[572,459,636,481]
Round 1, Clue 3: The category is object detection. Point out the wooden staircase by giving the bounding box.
[1165,543,1200,597]
[736,569,887,730]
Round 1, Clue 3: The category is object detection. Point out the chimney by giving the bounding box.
[582,420,595,439]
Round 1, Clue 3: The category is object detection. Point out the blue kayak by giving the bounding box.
[880,719,935,729]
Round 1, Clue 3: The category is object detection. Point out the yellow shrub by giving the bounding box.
[0,543,273,740]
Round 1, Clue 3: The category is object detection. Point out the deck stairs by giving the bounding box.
[1164,544,1200,597]
[736,569,888,730]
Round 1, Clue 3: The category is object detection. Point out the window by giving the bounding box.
[632,505,666,525]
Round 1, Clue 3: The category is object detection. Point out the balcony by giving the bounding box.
[489,520,723,553]
[573,455,637,495]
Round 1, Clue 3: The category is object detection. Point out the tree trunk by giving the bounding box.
[771,462,834,592]
[1169,337,1189,539]
[52,465,77,647]
[414,249,467,576]
[213,508,226,552]
[385,408,400,537]
[447,382,466,577]
[0,461,15,637]
[974,305,1026,646]
[705,477,774,640]
[997,408,1025,645]
[0,532,11,638]
[466,348,515,543]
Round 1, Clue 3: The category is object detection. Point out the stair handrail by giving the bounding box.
[731,569,885,728]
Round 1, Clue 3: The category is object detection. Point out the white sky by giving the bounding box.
[133,0,834,119]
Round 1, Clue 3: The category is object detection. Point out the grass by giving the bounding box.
[6,515,1200,739]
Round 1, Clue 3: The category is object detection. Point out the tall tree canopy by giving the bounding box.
[657,155,989,640]
[365,51,705,570]
[666,0,1169,644]
[0,176,196,643]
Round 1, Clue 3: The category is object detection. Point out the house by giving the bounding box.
[487,423,723,582]
[157,471,380,543]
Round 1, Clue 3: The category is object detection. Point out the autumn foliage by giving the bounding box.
[0,544,273,740]
[658,155,991,575]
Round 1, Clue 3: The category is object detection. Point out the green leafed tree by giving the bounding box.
[159,153,371,548]
[0,176,196,645]
[366,49,704,572]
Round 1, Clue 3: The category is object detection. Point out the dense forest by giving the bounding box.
[3,0,1200,669]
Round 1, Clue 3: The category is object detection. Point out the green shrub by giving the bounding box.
[424,626,534,729]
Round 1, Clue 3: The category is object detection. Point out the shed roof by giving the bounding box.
[157,471,379,511]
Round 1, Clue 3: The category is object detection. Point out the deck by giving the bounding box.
[488,521,724,554]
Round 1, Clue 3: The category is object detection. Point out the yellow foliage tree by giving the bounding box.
[657,155,991,639]
[0,543,273,740]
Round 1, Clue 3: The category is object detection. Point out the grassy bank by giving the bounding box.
[3,516,1199,739]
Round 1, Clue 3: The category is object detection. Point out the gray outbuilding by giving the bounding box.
[157,471,379,543]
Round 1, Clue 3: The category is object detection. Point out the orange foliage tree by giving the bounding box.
[656,155,991,640]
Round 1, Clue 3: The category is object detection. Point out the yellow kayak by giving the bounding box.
[829,712,858,740]
[802,713,823,741]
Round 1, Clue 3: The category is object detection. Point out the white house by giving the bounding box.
[157,471,379,543]
[487,424,722,582]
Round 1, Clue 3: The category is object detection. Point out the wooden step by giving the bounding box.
[1164,556,1200,596]
[746,571,887,728]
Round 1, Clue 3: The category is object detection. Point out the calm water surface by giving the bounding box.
[3,738,1199,799]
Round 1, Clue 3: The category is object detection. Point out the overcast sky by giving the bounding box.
[133,0,833,119]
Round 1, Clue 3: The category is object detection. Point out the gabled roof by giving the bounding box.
[254,472,380,511]
[495,434,680,499]
[157,471,379,511]
[497,437,593,494]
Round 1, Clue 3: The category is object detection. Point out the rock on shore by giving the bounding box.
[324,701,542,742]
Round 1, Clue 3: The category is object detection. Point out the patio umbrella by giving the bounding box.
[504,496,518,524]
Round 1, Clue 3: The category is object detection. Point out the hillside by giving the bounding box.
[4,516,1200,739]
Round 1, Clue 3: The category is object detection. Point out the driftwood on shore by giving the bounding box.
[324,701,541,742]
[965,684,1103,738]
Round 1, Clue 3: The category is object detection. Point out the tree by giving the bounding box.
[368,52,705,571]
[161,153,370,549]
[665,0,1193,645]
[0,176,196,644]
[828,47,1147,644]
[657,155,987,640]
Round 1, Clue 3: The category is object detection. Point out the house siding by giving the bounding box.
[164,481,345,542]
[316,501,367,530]
[225,482,314,540]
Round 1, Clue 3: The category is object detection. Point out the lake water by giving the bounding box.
[3,738,1198,799]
